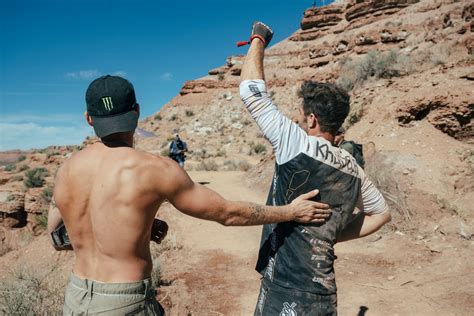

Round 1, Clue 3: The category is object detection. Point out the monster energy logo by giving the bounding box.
[101,97,114,111]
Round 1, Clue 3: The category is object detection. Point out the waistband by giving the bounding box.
[69,272,154,296]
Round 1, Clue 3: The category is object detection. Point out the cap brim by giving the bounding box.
[91,110,138,138]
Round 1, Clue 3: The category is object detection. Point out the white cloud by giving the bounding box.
[65,69,128,80]
[66,69,101,80]
[160,72,173,81]
[0,114,82,124]
[111,71,127,77]
[0,122,92,151]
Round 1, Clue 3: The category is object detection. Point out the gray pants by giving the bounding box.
[254,278,337,316]
[63,273,165,315]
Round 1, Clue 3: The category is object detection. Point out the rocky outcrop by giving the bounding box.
[24,188,47,215]
[380,29,409,43]
[462,3,474,22]
[208,66,227,76]
[301,5,344,30]
[397,95,474,140]
[333,40,350,55]
[355,32,379,45]
[345,0,420,22]
[0,192,27,228]
[180,79,238,95]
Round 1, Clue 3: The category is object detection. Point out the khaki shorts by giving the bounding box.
[63,273,165,315]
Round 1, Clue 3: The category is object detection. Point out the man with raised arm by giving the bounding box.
[239,22,391,315]
[47,75,332,315]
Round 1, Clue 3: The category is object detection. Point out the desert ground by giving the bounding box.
[2,170,471,315]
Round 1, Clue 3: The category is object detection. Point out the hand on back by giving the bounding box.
[289,190,331,224]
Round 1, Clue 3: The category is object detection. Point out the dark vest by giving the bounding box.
[256,153,361,294]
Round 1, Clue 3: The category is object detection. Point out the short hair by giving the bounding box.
[298,81,350,135]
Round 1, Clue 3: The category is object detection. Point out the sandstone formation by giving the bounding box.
[301,5,344,30]
[345,0,420,22]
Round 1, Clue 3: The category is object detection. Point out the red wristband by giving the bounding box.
[250,34,266,46]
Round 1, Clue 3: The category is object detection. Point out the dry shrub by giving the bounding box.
[150,235,182,287]
[0,265,64,314]
[249,142,267,155]
[337,49,405,91]
[430,44,453,66]
[365,152,412,230]
[344,101,364,128]
[223,159,251,171]
[195,159,219,171]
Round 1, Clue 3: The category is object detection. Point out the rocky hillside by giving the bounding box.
[137,0,473,234]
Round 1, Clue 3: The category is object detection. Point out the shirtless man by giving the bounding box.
[47,75,331,315]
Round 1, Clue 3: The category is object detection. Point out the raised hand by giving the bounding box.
[237,21,274,48]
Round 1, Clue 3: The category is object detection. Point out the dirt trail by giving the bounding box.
[156,171,473,316]
[156,171,263,315]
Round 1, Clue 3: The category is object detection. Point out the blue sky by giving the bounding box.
[0,0,331,151]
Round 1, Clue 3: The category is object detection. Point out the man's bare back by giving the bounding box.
[54,143,168,282]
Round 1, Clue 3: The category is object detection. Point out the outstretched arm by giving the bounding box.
[161,161,330,226]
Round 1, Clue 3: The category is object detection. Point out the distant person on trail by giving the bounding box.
[47,75,332,315]
[239,22,391,315]
[168,134,188,167]
[334,127,365,169]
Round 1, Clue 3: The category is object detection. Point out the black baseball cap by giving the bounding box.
[86,75,139,138]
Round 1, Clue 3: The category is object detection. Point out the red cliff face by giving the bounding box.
[345,0,420,22]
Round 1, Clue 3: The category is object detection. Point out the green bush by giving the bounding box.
[41,185,54,203]
[24,168,49,188]
[4,164,16,172]
[252,143,267,155]
[18,155,26,162]
[154,114,162,121]
[170,114,177,121]
[19,164,29,172]
[160,149,170,157]
[35,212,48,230]
[337,49,403,91]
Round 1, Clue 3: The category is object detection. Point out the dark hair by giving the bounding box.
[298,81,350,135]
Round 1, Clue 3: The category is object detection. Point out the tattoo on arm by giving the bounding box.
[249,203,267,223]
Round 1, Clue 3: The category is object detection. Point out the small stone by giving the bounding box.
[403,169,410,175]
[388,276,395,281]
